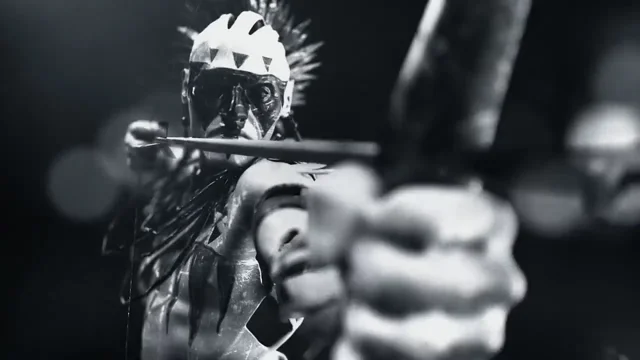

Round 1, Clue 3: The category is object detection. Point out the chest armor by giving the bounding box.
[140,160,319,360]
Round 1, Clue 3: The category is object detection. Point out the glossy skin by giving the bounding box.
[125,122,526,360]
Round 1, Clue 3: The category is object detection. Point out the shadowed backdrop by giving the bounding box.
[1,0,639,359]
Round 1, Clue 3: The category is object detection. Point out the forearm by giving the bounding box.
[254,184,308,282]
[254,186,344,319]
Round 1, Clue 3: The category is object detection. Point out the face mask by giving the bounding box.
[188,67,286,138]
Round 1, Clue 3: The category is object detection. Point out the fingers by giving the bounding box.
[271,235,345,318]
[347,240,517,315]
[341,303,509,360]
[124,120,174,172]
[337,187,526,360]
[271,233,311,280]
[371,187,498,250]
[348,189,525,314]
[305,163,382,267]
[303,166,525,360]
[271,247,310,281]
[127,120,166,143]
[278,267,345,319]
[484,200,527,304]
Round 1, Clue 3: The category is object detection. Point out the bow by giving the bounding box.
[380,0,531,190]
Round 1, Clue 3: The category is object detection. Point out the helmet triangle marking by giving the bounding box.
[262,56,272,71]
[209,48,219,61]
[233,52,249,68]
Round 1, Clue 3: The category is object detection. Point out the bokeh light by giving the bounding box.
[47,91,184,221]
[511,160,588,237]
[47,147,120,221]
[566,103,640,226]
[567,103,640,150]
[96,91,184,189]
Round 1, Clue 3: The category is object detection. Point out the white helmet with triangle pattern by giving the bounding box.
[189,11,290,82]
[176,1,322,146]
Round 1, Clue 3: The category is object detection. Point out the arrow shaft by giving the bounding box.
[156,137,381,164]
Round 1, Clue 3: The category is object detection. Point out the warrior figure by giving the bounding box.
[110,1,527,359]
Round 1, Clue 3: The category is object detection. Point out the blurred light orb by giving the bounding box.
[96,108,147,186]
[566,103,640,226]
[567,103,640,151]
[47,147,120,221]
[96,91,184,186]
[510,161,588,237]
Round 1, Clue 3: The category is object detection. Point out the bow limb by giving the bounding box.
[381,0,532,190]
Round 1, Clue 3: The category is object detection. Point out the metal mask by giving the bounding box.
[187,66,287,140]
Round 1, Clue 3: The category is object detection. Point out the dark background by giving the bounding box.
[2,0,639,359]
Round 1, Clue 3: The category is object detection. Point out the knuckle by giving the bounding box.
[379,188,497,245]
[127,120,163,139]
[424,253,507,306]
[347,242,517,315]
[124,133,137,146]
[278,268,344,315]
[345,304,509,360]
[130,119,158,128]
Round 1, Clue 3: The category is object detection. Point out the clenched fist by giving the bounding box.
[305,164,527,360]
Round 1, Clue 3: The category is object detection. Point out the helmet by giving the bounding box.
[189,11,291,82]
[177,0,321,144]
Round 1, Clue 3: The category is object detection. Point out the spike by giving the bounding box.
[291,62,321,76]
[177,26,199,41]
[292,19,311,34]
[291,73,317,82]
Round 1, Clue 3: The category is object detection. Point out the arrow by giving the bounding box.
[152,136,381,164]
